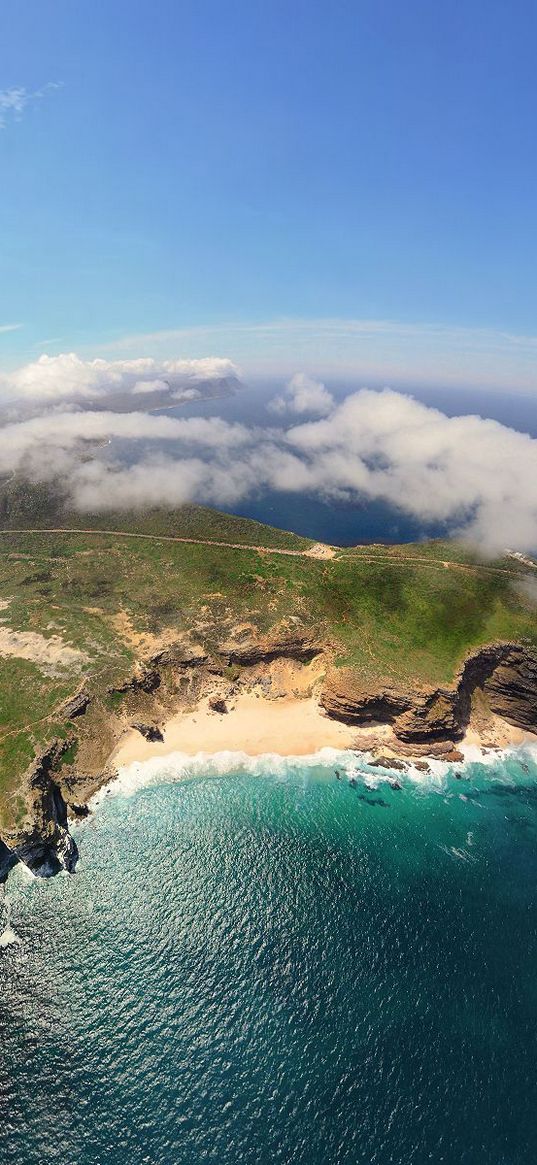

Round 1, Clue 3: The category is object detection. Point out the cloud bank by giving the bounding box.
[0,353,536,553]
[103,317,537,394]
[0,353,241,408]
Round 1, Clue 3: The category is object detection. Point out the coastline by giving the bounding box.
[83,696,537,822]
[6,635,537,879]
[110,692,372,767]
[108,689,537,774]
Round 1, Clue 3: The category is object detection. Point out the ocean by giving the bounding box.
[2,749,537,1164]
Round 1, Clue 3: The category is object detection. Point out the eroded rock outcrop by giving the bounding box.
[320,669,413,725]
[321,643,537,745]
[483,646,537,731]
[61,690,91,719]
[208,697,228,714]
[2,740,79,876]
[394,691,461,743]
[132,722,164,742]
[111,665,161,696]
[224,632,322,667]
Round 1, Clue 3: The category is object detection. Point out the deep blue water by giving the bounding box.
[2,750,537,1164]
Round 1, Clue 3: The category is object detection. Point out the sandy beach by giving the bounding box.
[109,688,537,773]
[110,692,382,768]
[462,715,537,750]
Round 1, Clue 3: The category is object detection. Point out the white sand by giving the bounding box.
[109,689,537,773]
[462,713,537,750]
[111,692,363,768]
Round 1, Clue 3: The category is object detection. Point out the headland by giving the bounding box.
[0,478,535,876]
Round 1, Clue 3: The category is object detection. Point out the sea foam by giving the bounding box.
[86,740,537,815]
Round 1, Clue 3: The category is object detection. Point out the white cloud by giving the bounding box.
[0,324,22,335]
[0,362,536,554]
[131,378,169,394]
[0,82,62,129]
[0,410,252,469]
[269,372,334,416]
[71,454,259,512]
[285,390,537,549]
[0,88,29,126]
[0,352,241,404]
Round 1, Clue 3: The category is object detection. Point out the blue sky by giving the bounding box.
[1,0,536,388]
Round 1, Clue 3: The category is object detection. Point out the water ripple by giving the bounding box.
[2,760,537,1164]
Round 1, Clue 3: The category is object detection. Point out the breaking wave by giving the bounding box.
[89,740,537,813]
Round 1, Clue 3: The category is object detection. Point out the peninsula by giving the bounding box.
[0,478,536,876]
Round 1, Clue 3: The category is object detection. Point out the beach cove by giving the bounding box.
[109,685,537,772]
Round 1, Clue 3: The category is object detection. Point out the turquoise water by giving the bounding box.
[2,751,537,1164]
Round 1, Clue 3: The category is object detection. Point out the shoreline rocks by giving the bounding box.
[132,722,164,742]
[2,636,536,881]
[321,642,537,746]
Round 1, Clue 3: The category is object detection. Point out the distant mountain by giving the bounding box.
[0,375,238,423]
[83,375,238,414]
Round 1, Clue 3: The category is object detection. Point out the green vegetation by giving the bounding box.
[0,478,312,550]
[0,479,535,833]
[105,690,127,712]
[60,739,79,766]
[307,555,535,682]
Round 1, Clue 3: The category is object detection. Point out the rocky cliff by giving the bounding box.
[321,642,537,746]
[1,740,79,877]
[2,636,536,878]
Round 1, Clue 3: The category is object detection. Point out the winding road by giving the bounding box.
[0,526,525,576]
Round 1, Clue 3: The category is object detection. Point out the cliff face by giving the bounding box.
[321,643,537,745]
[224,633,321,667]
[95,635,537,759]
[483,647,537,730]
[2,636,536,880]
[2,741,79,876]
[318,672,412,726]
